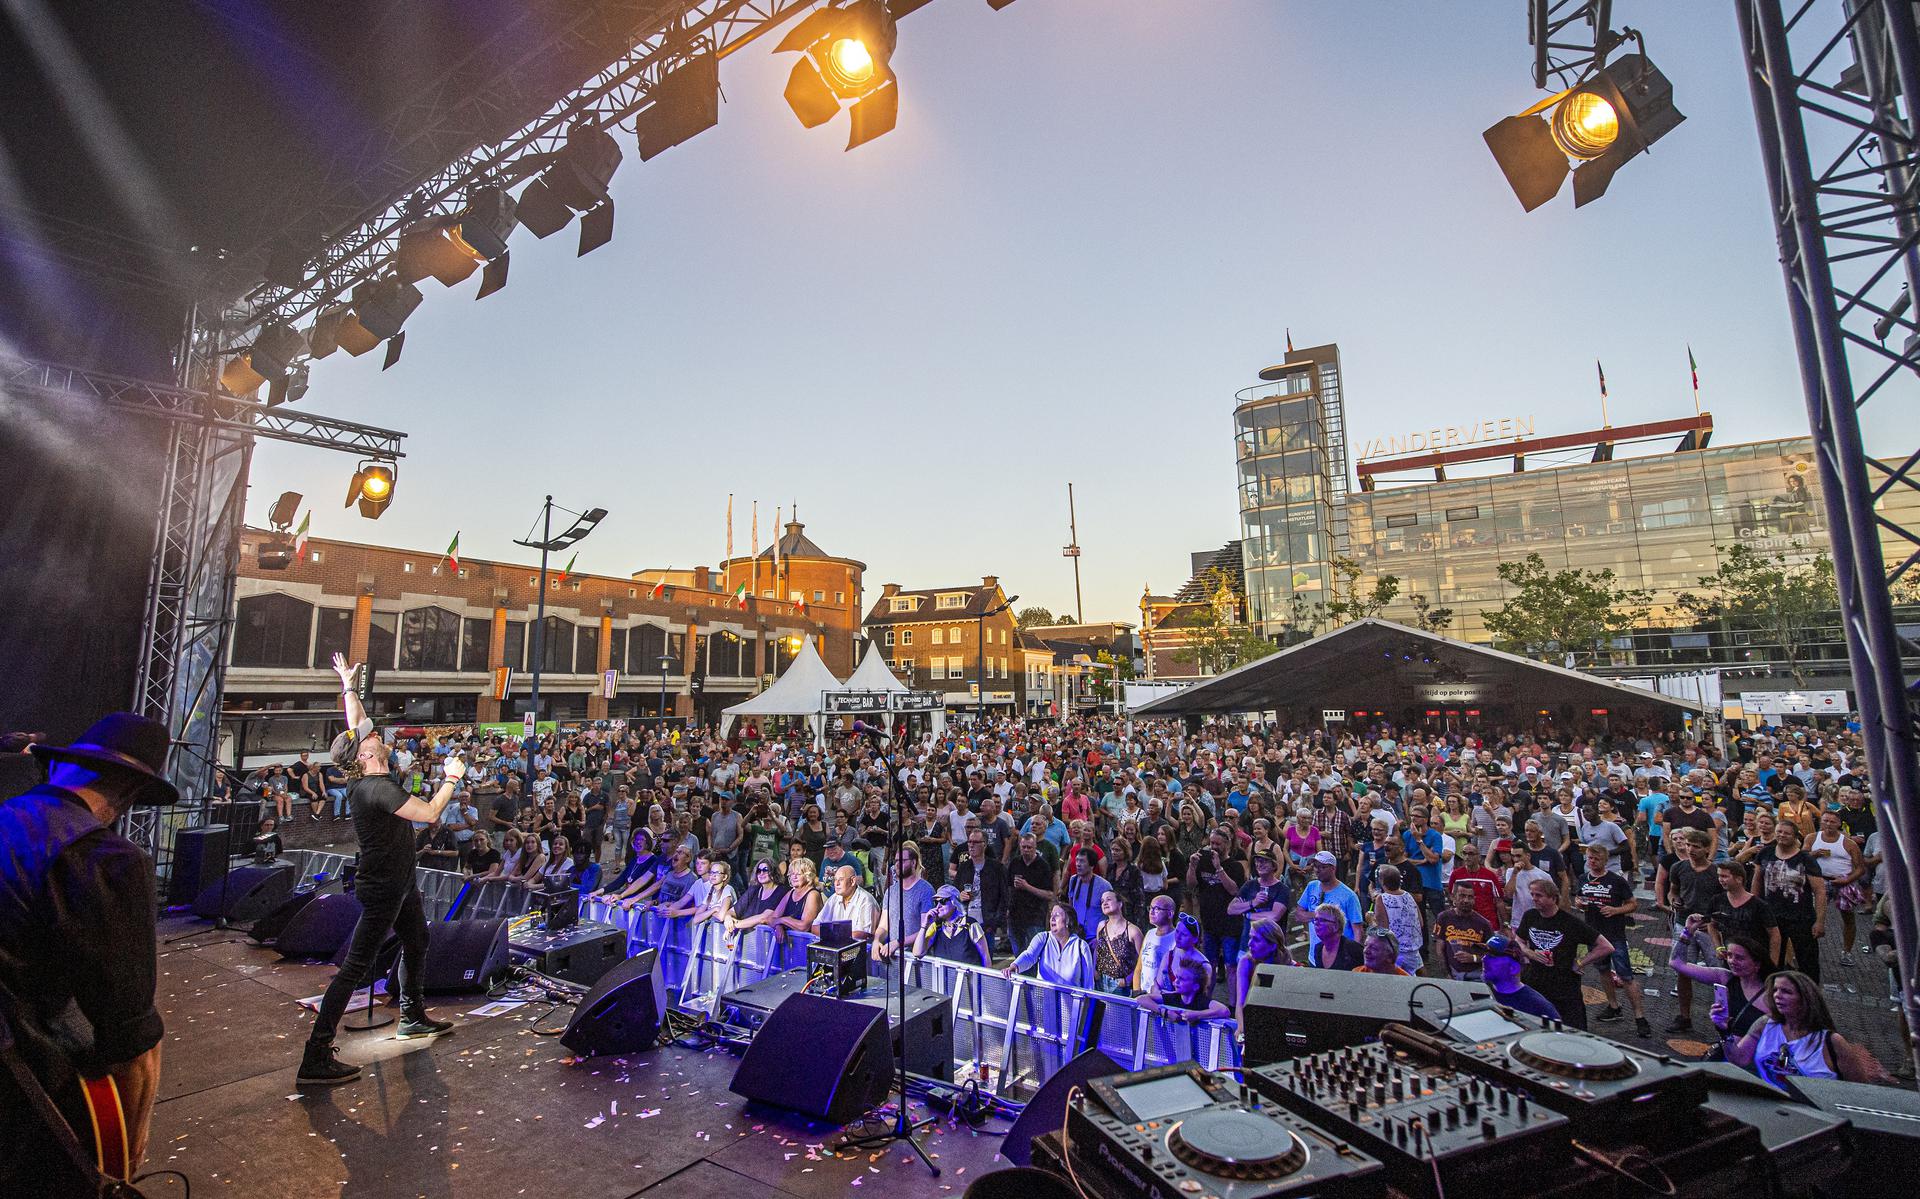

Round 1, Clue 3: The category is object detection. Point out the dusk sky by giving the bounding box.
[255,1,1834,626]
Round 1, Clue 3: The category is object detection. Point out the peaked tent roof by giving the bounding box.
[721,636,846,719]
[1131,619,1700,720]
[845,642,909,693]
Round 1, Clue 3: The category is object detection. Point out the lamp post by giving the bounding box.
[977,593,1017,727]
[513,496,606,798]
[657,653,672,734]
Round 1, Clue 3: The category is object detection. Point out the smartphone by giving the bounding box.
[1713,982,1728,1012]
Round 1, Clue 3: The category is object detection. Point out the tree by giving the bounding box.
[1276,593,1322,645]
[1169,570,1278,675]
[1481,553,1650,663]
[1088,648,1137,704]
[1677,546,1839,686]
[1015,605,1056,629]
[1407,592,1454,634]
[1322,555,1400,625]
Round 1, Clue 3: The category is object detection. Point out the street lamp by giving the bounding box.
[513,495,605,795]
[977,593,1017,726]
[658,654,673,735]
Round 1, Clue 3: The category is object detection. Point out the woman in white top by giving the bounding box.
[1369,865,1426,974]
[1725,970,1890,1086]
[538,835,575,889]
[1001,902,1094,989]
[497,830,527,881]
[1808,809,1868,955]
[692,861,736,930]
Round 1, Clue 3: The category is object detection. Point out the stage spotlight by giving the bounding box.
[268,490,302,529]
[218,322,308,397]
[308,304,352,359]
[516,122,623,255]
[454,186,517,298]
[326,277,424,368]
[396,218,481,287]
[776,0,899,150]
[1483,51,1683,212]
[636,52,720,161]
[345,462,395,519]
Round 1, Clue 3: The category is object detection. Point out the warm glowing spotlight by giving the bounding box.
[775,1,899,149]
[1551,91,1618,160]
[345,462,396,519]
[1484,52,1683,212]
[826,38,875,90]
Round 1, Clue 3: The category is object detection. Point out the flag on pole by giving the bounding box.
[794,593,807,615]
[443,531,460,572]
[559,551,578,584]
[1596,359,1610,426]
[293,511,311,560]
[1688,345,1701,416]
[733,582,749,610]
[1285,327,1294,354]
[726,493,733,563]
[773,505,782,595]
[650,575,669,600]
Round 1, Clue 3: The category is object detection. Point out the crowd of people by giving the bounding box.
[291,710,1900,1090]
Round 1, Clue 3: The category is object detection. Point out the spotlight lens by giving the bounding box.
[826,37,875,87]
[362,474,391,499]
[1552,91,1618,160]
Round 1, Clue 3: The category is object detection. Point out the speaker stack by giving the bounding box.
[190,862,297,922]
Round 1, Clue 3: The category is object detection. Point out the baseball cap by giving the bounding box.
[1311,850,1337,866]
[933,884,963,903]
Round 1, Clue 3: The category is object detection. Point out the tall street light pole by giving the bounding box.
[977,593,1017,727]
[514,497,606,799]
[658,653,672,735]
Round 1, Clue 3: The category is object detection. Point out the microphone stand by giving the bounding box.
[836,720,938,1176]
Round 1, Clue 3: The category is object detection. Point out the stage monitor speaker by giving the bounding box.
[1241,966,1490,1063]
[1786,1074,1920,1195]
[248,885,321,943]
[729,990,891,1124]
[963,1166,1080,1199]
[191,862,295,922]
[416,917,510,992]
[1000,1047,1121,1167]
[168,825,231,906]
[560,949,663,1058]
[276,892,364,959]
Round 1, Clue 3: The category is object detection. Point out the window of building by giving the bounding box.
[312,607,353,669]
[401,562,413,573]
[308,549,323,564]
[577,622,599,672]
[707,629,745,676]
[813,590,824,602]
[607,626,627,674]
[1384,513,1419,528]
[762,590,774,599]
[930,659,945,680]
[948,626,962,644]
[628,588,637,598]
[232,593,314,668]
[836,591,845,603]
[571,581,582,592]
[938,593,966,609]
[891,597,916,612]
[367,611,398,669]
[503,620,527,672]
[901,629,913,645]
[529,575,538,586]
[882,628,895,647]
[430,564,440,576]
[539,616,572,674]
[932,628,944,645]
[1445,505,1480,522]
[399,606,461,672]
[457,569,467,579]
[460,616,490,672]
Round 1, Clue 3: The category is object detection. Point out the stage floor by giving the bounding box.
[148,916,1012,1199]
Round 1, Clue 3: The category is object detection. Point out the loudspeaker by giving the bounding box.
[729,991,891,1124]
[416,917,510,992]
[248,884,321,943]
[191,862,295,922]
[1785,1074,1919,1195]
[560,949,664,1058]
[1000,1048,1121,1167]
[1241,966,1491,1063]
[963,1167,1080,1199]
[276,892,364,959]
[168,824,231,906]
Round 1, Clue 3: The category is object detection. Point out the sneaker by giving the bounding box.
[1635,1017,1653,1038]
[1597,1006,1624,1022]
[297,1045,361,1086]
[1841,951,1855,964]
[1664,1015,1693,1034]
[396,1014,455,1040]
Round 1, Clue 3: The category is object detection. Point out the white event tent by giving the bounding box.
[717,636,845,744]
[841,642,946,737]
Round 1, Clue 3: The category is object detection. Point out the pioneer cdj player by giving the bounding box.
[1063,1063,1383,1199]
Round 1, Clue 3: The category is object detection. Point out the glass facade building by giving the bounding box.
[1235,344,1349,633]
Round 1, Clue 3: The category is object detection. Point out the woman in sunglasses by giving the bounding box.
[726,858,793,938]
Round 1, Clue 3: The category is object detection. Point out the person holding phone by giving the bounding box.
[298,654,463,1087]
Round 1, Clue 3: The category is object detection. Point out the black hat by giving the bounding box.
[28,713,181,805]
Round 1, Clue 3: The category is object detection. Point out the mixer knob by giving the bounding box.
[1483,1117,1498,1139]
[1373,1084,1386,1105]
[1446,1106,1460,1129]
[1427,1110,1441,1131]
[1462,1101,1477,1123]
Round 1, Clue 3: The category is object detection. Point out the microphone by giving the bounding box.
[850,720,892,746]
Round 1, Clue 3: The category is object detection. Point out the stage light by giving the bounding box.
[776,0,899,150]
[345,462,395,519]
[322,277,424,369]
[396,219,482,288]
[268,491,302,529]
[635,52,720,161]
[1484,51,1683,212]
[516,122,623,256]
[217,322,308,397]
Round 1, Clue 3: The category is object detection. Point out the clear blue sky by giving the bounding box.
[257,1,1827,625]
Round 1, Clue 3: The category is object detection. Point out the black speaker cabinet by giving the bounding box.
[417,917,510,992]
[560,949,664,1058]
[1241,966,1491,1063]
[729,990,891,1124]
[1000,1048,1121,1167]
[191,862,295,922]
[168,824,231,906]
[249,885,321,943]
[277,892,364,960]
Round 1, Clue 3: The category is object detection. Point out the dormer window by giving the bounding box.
[890,597,916,612]
[938,593,967,609]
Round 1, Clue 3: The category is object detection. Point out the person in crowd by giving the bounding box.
[1755,819,1827,984]
[1142,959,1230,1024]
[1003,901,1094,989]
[1670,920,1775,1046]
[1725,970,1893,1086]
[1105,837,1146,928]
[1153,912,1212,994]
[691,860,735,932]
[252,815,284,860]
[874,844,935,961]
[820,862,880,941]
[913,884,992,967]
[1655,826,1725,1031]
[725,858,792,939]
[1007,833,1058,951]
[1516,876,1612,1029]
[1305,902,1366,970]
[1187,825,1248,980]
[1434,878,1494,981]
[1233,917,1293,1028]
[1579,842,1651,1038]
[658,852,715,923]
[1368,864,1425,975]
[1062,845,1112,941]
[1480,935,1562,1021]
[463,829,502,877]
[1355,928,1411,976]
[1447,841,1504,928]
[594,828,662,905]
[536,834,576,890]
[1808,808,1868,959]
[773,858,823,939]
[651,845,701,914]
[1090,887,1143,996]
[1293,850,1363,959]
[1136,894,1178,994]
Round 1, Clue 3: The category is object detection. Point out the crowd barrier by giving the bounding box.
[280,855,1240,1096]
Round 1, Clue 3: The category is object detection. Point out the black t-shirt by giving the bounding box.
[1711,893,1776,944]
[1756,847,1819,924]
[1663,804,1716,840]
[1527,844,1566,879]
[1665,855,1725,918]
[1195,855,1249,937]
[1008,852,1056,923]
[350,774,418,893]
[1518,908,1600,1003]
[1576,871,1633,943]
[1837,805,1877,839]
[1235,875,1292,926]
[465,846,503,875]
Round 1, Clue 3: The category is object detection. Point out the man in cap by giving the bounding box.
[1,711,180,1193]
[912,885,992,967]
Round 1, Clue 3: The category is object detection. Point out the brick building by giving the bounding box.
[228,527,858,728]
[862,577,1028,713]
[716,520,867,676]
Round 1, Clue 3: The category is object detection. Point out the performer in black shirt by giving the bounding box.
[1,713,178,1195]
[299,655,466,1086]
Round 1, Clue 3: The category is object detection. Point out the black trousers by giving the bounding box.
[1779,918,1822,984]
[308,886,429,1047]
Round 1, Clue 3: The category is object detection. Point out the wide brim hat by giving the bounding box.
[28,712,181,805]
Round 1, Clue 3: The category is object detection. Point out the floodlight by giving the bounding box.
[636,52,720,160]
[396,218,481,287]
[775,0,900,150]
[217,322,307,396]
[1484,52,1683,212]
[517,122,623,249]
[345,462,396,519]
[267,490,302,529]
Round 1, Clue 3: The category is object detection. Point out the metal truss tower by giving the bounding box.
[1738,0,1920,1075]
